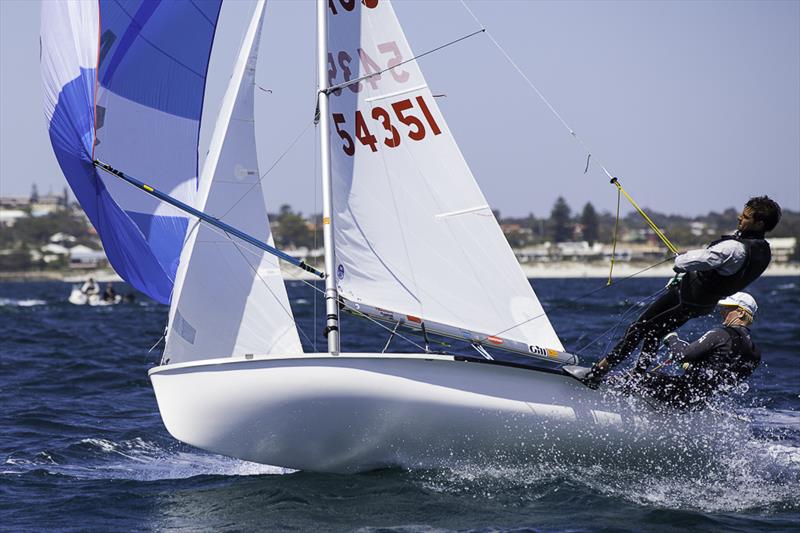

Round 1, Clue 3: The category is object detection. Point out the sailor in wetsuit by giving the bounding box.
[635,292,761,410]
[584,196,780,385]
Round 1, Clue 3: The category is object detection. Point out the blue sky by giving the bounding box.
[1,0,798,218]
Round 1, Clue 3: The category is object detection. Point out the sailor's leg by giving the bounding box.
[636,302,715,370]
[600,289,681,371]
[635,307,692,371]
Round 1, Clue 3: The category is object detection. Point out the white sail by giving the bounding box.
[326,0,563,352]
[164,0,302,364]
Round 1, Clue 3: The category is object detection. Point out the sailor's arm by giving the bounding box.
[673,240,745,274]
[666,328,729,366]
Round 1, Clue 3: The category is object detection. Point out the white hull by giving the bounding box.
[149,354,730,474]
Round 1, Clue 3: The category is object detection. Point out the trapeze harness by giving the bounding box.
[679,231,771,307]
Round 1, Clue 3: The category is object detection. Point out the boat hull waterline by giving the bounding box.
[149,353,728,474]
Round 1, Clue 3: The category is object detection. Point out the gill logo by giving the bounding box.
[529,345,558,357]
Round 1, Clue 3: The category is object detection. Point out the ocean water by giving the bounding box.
[1,277,798,532]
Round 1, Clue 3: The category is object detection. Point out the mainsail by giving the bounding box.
[41,0,222,304]
[164,0,302,363]
[326,0,564,352]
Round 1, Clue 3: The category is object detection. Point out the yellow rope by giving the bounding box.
[610,178,680,255]
[607,186,621,285]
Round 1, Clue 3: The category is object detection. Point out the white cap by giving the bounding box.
[718,292,757,317]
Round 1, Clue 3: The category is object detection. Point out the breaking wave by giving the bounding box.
[0,297,46,307]
[3,437,292,481]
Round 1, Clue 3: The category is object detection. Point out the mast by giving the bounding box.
[317,0,340,354]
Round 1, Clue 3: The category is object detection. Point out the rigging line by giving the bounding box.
[489,256,676,338]
[610,177,679,255]
[216,119,315,221]
[382,321,401,353]
[202,225,430,353]
[343,305,428,353]
[94,159,323,277]
[458,0,614,181]
[461,0,681,257]
[147,333,166,354]
[574,287,666,356]
[226,233,317,350]
[324,28,486,94]
[572,287,648,351]
[607,186,622,285]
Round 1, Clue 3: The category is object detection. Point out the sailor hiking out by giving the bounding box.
[630,292,762,410]
[585,195,781,385]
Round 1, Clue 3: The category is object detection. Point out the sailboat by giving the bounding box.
[41,0,724,474]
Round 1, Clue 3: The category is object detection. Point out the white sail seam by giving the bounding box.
[434,205,490,219]
[364,84,427,102]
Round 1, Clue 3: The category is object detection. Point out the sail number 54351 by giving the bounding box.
[332,96,441,156]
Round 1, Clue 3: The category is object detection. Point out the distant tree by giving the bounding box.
[30,184,39,204]
[0,250,33,271]
[62,186,70,208]
[273,204,313,248]
[580,202,599,245]
[5,210,95,248]
[549,197,572,243]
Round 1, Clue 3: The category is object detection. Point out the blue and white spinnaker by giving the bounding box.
[41,0,222,304]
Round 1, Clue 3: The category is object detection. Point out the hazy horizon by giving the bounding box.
[2,0,798,218]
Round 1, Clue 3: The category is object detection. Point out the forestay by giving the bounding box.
[164,0,302,364]
[41,0,222,304]
[326,0,563,352]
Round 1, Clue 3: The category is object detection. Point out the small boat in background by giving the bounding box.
[68,279,121,306]
[68,285,121,306]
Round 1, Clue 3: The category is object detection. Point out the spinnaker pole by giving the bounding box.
[93,160,325,279]
[317,0,340,354]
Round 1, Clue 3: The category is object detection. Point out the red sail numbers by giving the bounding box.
[332,96,442,155]
[328,0,379,16]
[328,42,409,94]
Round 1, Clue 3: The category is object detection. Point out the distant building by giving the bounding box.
[0,209,27,227]
[68,245,107,269]
[690,221,709,236]
[0,196,30,209]
[49,232,77,245]
[515,241,631,263]
[36,243,70,264]
[30,193,66,217]
[768,237,797,263]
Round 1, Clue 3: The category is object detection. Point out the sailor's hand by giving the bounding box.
[665,272,684,288]
[680,362,691,371]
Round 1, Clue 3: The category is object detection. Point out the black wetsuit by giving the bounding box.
[602,231,770,372]
[636,326,761,409]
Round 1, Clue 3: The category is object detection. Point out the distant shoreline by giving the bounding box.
[1,262,798,284]
[521,263,800,279]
